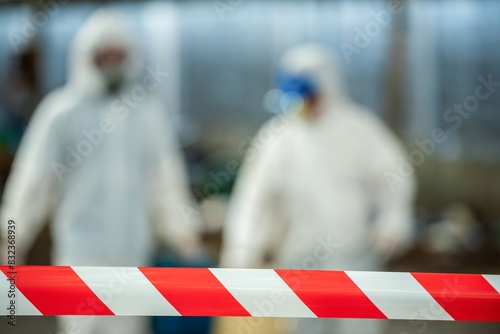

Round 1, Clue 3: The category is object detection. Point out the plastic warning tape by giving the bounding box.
[1,266,499,321]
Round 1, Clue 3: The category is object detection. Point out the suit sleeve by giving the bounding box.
[1,94,63,263]
[220,122,284,268]
[367,117,417,258]
[145,102,201,259]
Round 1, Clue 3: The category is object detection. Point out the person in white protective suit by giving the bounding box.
[220,44,416,334]
[0,9,199,334]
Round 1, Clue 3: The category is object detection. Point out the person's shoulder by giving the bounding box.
[32,86,82,122]
[258,113,296,140]
[241,114,296,163]
[344,104,393,136]
[343,103,380,125]
[352,105,407,157]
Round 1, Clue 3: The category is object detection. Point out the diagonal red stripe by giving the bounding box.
[0,266,113,316]
[139,267,250,317]
[276,269,387,319]
[412,273,500,321]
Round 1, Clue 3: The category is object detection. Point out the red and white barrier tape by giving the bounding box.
[1,266,499,321]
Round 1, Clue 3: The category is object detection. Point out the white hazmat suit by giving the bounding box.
[0,10,198,334]
[221,45,416,334]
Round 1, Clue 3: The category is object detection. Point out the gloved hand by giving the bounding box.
[176,236,202,262]
[373,234,408,263]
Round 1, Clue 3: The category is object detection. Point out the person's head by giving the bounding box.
[93,44,128,93]
[69,9,141,95]
[276,44,347,119]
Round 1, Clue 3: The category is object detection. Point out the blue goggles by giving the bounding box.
[275,70,318,100]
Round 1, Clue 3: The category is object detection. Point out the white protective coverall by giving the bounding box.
[0,10,198,334]
[220,45,416,334]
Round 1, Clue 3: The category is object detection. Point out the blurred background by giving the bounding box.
[0,0,499,333]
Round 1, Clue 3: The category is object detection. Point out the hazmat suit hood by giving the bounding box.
[278,44,349,106]
[68,9,142,95]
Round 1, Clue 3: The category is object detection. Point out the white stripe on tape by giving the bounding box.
[346,271,453,321]
[17,290,41,316]
[72,267,180,316]
[483,275,500,294]
[210,268,316,318]
[0,270,42,316]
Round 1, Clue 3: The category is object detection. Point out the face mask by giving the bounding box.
[99,63,126,88]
